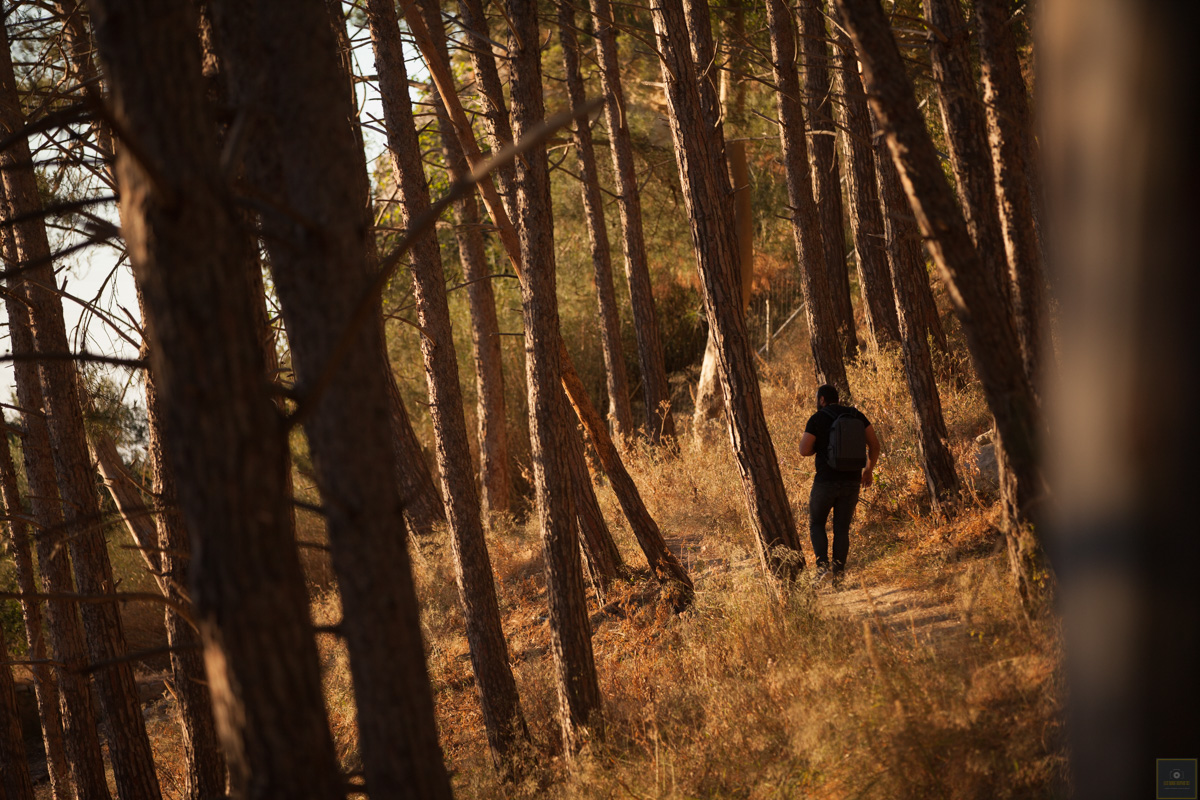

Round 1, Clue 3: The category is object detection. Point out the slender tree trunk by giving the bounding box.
[89,431,165,589]
[831,21,901,351]
[0,420,69,800]
[86,0,345,795]
[419,1,512,520]
[589,0,676,443]
[365,0,529,767]
[398,0,694,605]
[975,0,1046,387]
[565,421,625,592]
[503,0,604,753]
[835,0,1046,611]
[558,0,635,442]
[656,0,804,580]
[0,270,108,800]
[210,1,454,794]
[0,621,35,800]
[1044,0,1200,795]
[764,0,850,396]
[385,366,447,537]
[871,112,948,354]
[457,0,518,216]
[799,0,858,358]
[0,16,162,799]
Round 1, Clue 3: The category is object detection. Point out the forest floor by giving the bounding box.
[13,334,1068,799]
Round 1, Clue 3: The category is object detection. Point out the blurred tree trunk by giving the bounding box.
[385,367,446,537]
[399,0,694,606]
[365,0,529,767]
[657,0,805,580]
[419,1,512,521]
[210,0,453,794]
[0,15,162,799]
[764,0,850,397]
[0,419,69,799]
[831,21,901,352]
[589,0,676,444]
[799,0,858,358]
[1044,0,1200,795]
[871,112,948,354]
[975,0,1046,388]
[558,0,635,442]
[0,621,34,800]
[503,0,604,753]
[87,0,345,796]
[835,0,1046,612]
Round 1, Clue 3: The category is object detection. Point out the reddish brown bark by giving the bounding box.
[0,621,34,800]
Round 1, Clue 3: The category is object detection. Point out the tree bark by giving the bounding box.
[558,0,635,442]
[89,431,165,589]
[565,420,625,592]
[0,420,65,800]
[365,0,529,767]
[210,1,454,795]
[0,14,162,798]
[419,0,512,521]
[975,0,1046,387]
[830,21,901,351]
[835,0,1046,611]
[1044,0,1200,795]
[0,621,35,800]
[764,0,850,397]
[503,0,604,753]
[656,0,805,580]
[589,0,677,443]
[85,0,345,795]
[799,0,858,358]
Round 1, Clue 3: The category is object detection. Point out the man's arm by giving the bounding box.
[799,432,817,457]
[861,424,881,487]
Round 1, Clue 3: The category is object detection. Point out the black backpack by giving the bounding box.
[823,407,868,471]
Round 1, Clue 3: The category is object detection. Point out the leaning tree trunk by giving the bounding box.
[764,0,850,396]
[558,0,635,442]
[589,0,677,443]
[457,0,518,215]
[831,19,901,352]
[0,419,66,799]
[504,0,604,753]
[420,1,512,520]
[86,0,346,795]
[0,621,34,800]
[1043,0,1200,795]
[0,15,162,799]
[835,0,1046,612]
[398,0,694,605]
[209,0,454,795]
[799,0,858,359]
[365,0,529,768]
[656,0,805,580]
[975,0,1046,389]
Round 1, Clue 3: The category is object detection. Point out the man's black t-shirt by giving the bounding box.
[804,404,871,483]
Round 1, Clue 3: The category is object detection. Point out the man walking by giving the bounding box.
[799,385,881,586]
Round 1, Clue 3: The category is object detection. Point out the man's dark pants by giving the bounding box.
[809,480,861,573]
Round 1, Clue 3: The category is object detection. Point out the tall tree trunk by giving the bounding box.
[831,21,901,351]
[0,262,109,799]
[589,0,677,443]
[398,0,694,605]
[0,420,68,800]
[834,0,1046,611]
[386,366,447,537]
[565,422,625,592]
[504,0,604,753]
[558,0,635,442]
[0,621,35,800]
[89,432,165,588]
[420,1,511,520]
[1044,0,1200,795]
[210,0,453,794]
[0,16,162,799]
[975,0,1046,387]
[764,0,850,396]
[656,0,804,580]
[871,111,948,354]
[85,0,345,795]
[365,0,529,767]
[799,0,858,358]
